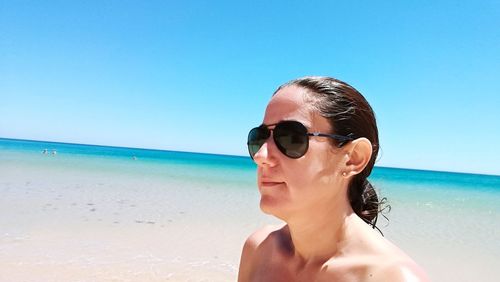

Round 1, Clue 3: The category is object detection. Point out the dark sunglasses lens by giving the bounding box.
[247,126,269,158]
[274,121,308,158]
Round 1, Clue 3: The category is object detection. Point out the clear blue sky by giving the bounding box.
[1,1,499,175]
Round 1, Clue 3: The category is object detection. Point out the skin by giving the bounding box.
[238,85,429,282]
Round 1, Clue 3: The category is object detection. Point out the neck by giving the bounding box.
[284,196,356,264]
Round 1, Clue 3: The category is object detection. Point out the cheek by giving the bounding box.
[284,151,342,196]
[283,159,330,193]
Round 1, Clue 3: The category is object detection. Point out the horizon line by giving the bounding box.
[1,136,498,177]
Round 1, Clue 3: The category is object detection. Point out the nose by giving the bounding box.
[253,137,278,167]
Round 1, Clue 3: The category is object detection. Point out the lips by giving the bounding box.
[259,179,285,187]
[259,172,284,187]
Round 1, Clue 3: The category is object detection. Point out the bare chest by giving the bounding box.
[250,256,371,282]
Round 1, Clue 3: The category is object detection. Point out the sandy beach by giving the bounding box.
[0,162,268,281]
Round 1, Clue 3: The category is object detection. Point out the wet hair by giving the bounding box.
[275,76,389,231]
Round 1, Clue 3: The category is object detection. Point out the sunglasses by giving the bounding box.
[247,120,354,159]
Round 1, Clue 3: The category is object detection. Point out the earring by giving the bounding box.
[342,172,347,177]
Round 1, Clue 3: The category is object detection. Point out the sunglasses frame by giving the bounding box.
[247,120,354,159]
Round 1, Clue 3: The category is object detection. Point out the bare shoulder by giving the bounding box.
[238,225,285,282]
[362,237,429,282]
[369,235,429,281]
[356,220,429,281]
[244,224,282,249]
[369,259,429,282]
[319,256,429,282]
[318,221,429,282]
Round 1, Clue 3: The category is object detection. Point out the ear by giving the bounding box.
[343,138,373,176]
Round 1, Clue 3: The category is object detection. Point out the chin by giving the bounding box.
[259,196,289,221]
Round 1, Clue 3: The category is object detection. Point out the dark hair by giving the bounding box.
[275,76,388,231]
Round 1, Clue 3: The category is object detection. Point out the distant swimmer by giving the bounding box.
[132,156,137,160]
[51,149,57,155]
[42,149,48,154]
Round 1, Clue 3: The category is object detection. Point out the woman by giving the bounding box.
[238,77,428,281]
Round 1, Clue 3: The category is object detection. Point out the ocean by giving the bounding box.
[1,137,499,281]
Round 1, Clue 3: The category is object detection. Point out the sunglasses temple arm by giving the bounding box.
[310,133,354,142]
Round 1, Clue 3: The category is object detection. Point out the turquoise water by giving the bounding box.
[0,138,256,187]
[2,137,500,208]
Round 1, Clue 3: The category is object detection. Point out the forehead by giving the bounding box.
[263,85,309,124]
[263,85,328,130]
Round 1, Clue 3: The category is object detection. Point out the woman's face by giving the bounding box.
[253,85,347,220]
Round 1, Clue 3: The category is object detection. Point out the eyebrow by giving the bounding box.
[261,120,312,129]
